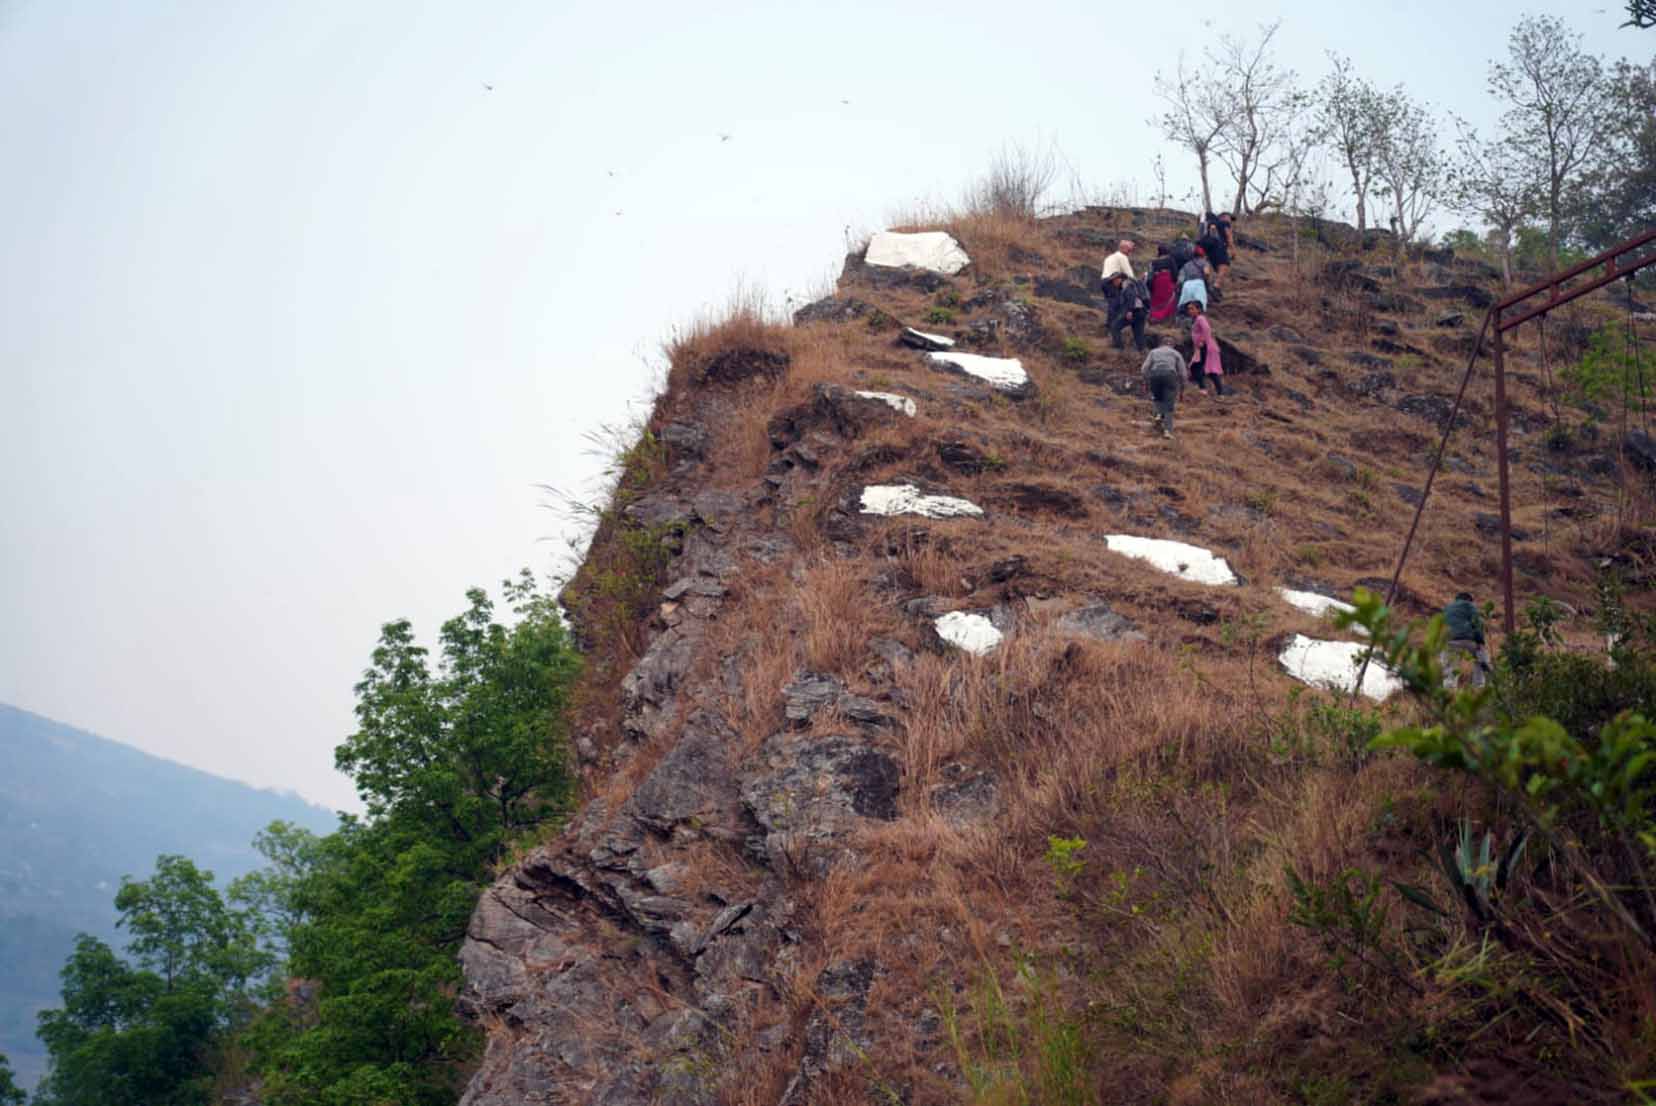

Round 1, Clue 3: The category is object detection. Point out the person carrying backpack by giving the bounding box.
[1140,334,1186,439]
[1169,235,1196,271]
[1441,592,1491,688]
[1105,272,1149,353]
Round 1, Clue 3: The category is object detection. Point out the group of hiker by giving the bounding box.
[1097,214,1496,685]
[1099,212,1237,440]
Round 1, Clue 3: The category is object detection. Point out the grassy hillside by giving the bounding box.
[460,191,1656,1104]
[0,703,339,1091]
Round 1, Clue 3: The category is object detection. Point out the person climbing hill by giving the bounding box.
[1140,334,1186,439]
[1101,238,1136,282]
[1197,215,1232,287]
[1176,258,1209,322]
[1148,263,1178,323]
[1184,299,1224,396]
[1106,271,1149,353]
[1442,592,1491,688]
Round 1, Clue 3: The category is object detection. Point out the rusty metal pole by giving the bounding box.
[1492,309,1517,636]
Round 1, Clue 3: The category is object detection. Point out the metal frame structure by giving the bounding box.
[1488,228,1656,632]
[1351,228,1656,700]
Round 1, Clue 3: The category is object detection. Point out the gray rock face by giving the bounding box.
[1054,602,1146,643]
[742,732,901,874]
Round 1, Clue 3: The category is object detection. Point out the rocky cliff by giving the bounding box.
[455,205,1654,1105]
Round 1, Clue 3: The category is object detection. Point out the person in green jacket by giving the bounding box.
[1442,592,1491,688]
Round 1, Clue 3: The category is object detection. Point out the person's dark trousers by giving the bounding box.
[1149,372,1179,433]
[1111,309,1146,352]
[1205,371,1225,396]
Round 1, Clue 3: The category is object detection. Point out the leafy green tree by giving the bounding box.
[0,1052,25,1106]
[336,570,579,853]
[246,573,581,1106]
[228,820,327,965]
[35,858,266,1106]
[1576,59,1656,253]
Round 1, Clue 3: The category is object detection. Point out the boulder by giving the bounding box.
[927,351,1035,398]
[932,610,1004,656]
[793,296,880,327]
[899,326,954,351]
[1278,634,1402,701]
[1626,431,1656,473]
[1397,393,1466,431]
[1053,603,1145,643]
[1420,284,1496,309]
[859,484,984,520]
[864,230,970,275]
[1103,534,1239,586]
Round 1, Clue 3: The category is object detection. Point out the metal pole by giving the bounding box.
[1492,311,1517,636]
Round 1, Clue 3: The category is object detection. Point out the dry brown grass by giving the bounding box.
[541,193,1656,1105]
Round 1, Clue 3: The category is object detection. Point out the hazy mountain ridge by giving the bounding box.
[0,703,339,1090]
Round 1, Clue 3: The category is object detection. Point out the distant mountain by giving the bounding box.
[0,703,340,1091]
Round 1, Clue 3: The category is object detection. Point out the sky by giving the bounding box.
[0,1,1645,813]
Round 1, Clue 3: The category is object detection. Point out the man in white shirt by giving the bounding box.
[1101,239,1136,282]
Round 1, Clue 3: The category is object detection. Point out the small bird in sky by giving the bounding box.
[840,99,850,105]
[482,82,494,91]
[719,133,733,143]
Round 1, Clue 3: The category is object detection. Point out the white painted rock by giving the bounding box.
[866,231,970,275]
[927,352,1030,395]
[860,484,983,519]
[1277,588,1355,619]
[1103,535,1239,586]
[1278,634,1402,701]
[853,391,917,417]
[934,611,1002,656]
[900,326,955,351]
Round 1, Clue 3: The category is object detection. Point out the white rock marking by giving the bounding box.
[865,230,971,275]
[1278,634,1403,701]
[927,352,1029,393]
[853,391,917,417]
[1277,588,1355,619]
[935,611,1003,656]
[1103,535,1239,586]
[901,326,955,350]
[860,484,984,519]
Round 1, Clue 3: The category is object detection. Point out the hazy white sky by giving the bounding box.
[1,1,1642,812]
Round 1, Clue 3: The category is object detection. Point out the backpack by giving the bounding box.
[1169,236,1195,269]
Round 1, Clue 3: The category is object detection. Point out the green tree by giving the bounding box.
[116,855,270,996]
[228,820,327,965]
[336,569,579,856]
[1488,15,1616,269]
[35,858,266,1106]
[0,1052,25,1106]
[246,573,581,1106]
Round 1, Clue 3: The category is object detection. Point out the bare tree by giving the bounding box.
[1488,14,1616,269]
[1206,21,1304,215]
[1269,115,1327,275]
[1373,90,1447,254]
[1152,53,1231,215]
[1317,55,1387,236]
[1449,120,1539,286]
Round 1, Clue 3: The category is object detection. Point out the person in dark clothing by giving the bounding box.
[1442,592,1491,688]
[1197,229,1231,285]
[1140,334,1186,439]
[1169,235,1196,270]
[1105,272,1149,352]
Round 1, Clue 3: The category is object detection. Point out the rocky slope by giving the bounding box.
[455,205,1655,1105]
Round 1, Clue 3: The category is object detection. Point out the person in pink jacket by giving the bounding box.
[1183,300,1225,397]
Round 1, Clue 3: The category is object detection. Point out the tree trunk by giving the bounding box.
[1198,148,1213,215]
